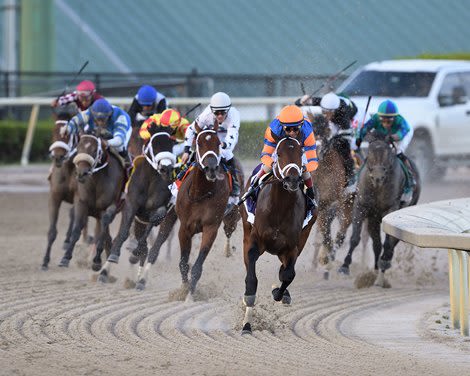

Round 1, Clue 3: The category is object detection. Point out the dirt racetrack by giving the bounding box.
[1,163,470,376]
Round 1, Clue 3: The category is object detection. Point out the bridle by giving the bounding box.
[143,132,177,173]
[49,120,78,161]
[272,137,302,181]
[195,129,221,169]
[73,134,108,174]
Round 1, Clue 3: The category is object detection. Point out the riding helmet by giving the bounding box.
[210,92,231,112]
[137,85,157,106]
[320,92,340,111]
[76,80,96,95]
[90,98,113,120]
[377,100,399,116]
[160,109,182,128]
[278,105,304,126]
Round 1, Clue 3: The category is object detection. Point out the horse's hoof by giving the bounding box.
[58,258,69,267]
[323,271,329,280]
[91,263,102,272]
[243,295,256,307]
[41,264,48,271]
[128,254,139,265]
[337,265,350,275]
[241,323,252,335]
[272,287,282,302]
[107,254,119,264]
[136,279,146,291]
[281,290,291,305]
[378,259,392,271]
[98,271,108,283]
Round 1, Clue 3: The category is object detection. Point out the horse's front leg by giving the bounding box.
[93,204,117,272]
[368,216,382,271]
[242,237,260,335]
[338,204,366,275]
[375,234,400,288]
[63,206,74,250]
[273,252,297,304]
[137,209,179,291]
[59,201,87,267]
[43,193,62,270]
[178,225,192,288]
[188,225,218,296]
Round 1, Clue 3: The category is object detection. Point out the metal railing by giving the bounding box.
[382,198,470,336]
[0,96,298,165]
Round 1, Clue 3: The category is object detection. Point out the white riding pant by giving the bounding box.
[397,127,414,154]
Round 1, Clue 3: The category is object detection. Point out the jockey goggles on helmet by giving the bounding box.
[284,125,301,133]
[91,99,113,122]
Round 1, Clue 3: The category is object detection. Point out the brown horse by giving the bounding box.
[175,126,242,300]
[240,136,317,334]
[58,134,126,270]
[309,114,355,278]
[97,130,176,286]
[42,118,91,270]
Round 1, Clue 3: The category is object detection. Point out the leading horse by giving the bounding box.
[240,136,317,334]
[338,132,420,287]
[175,125,242,300]
[58,133,126,270]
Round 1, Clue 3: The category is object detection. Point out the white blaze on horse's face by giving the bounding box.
[274,138,302,179]
[196,129,221,168]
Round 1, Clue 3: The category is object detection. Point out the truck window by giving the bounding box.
[342,71,435,97]
[438,73,463,107]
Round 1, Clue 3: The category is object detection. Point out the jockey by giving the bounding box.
[250,105,318,209]
[127,85,168,128]
[61,98,132,166]
[355,99,416,203]
[181,92,241,198]
[139,108,189,156]
[295,91,358,191]
[52,80,103,116]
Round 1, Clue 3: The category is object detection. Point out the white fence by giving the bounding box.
[382,198,470,336]
[0,96,298,165]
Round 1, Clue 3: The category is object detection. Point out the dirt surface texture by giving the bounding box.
[1,163,470,376]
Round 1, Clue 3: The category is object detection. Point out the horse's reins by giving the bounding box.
[272,137,302,181]
[142,132,177,172]
[73,134,108,174]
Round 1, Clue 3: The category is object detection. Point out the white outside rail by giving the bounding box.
[0,96,298,165]
[382,198,470,336]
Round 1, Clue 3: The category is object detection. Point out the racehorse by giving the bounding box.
[97,130,176,287]
[42,117,91,270]
[309,114,355,277]
[338,132,420,287]
[58,133,126,270]
[174,125,242,300]
[240,136,317,334]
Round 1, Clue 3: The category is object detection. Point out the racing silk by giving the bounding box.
[309,96,357,130]
[139,114,189,143]
[67,105,131,149]
[127,92,168,128]
[359,114,410,141]
[57,91,102,111]
[261,117,318,172]
[184,105,240,153]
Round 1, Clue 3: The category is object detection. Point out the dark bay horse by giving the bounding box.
[58,134,126,270]
[338,133,420,287]
[175,126,242,300]
[309,114,355,278]
[98,131,176,287]
[42,118,92,270]
[240,136,317,334]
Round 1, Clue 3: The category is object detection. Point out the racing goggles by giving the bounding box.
[212,109,228,116]
[284,126,301,133]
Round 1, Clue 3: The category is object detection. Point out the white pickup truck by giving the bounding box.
[336,59,470,181]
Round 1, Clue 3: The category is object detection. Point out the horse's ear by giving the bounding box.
[195,121,203,134]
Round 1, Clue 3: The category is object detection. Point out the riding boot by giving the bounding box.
[397,153,415,203]
[305,186,317,212]
[225,158,241,197]
[344,154,357,193]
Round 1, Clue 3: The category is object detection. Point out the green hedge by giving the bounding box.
[0,119,268,163]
